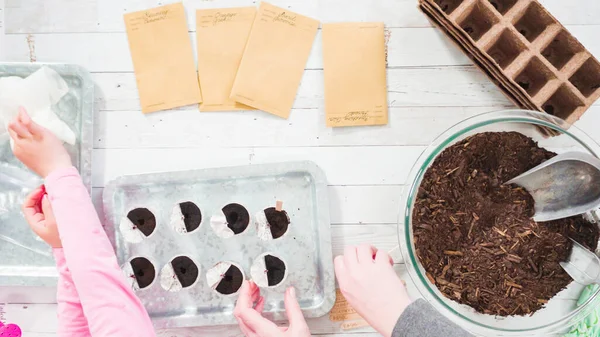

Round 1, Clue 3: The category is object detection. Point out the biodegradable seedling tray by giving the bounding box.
[420,0,600,124]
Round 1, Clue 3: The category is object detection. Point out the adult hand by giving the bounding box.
[8,107,72,178]
[234,280,310,337]
[22,186,62,248]
[334,245,412,337]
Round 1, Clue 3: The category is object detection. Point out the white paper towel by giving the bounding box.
[0,67,77,145]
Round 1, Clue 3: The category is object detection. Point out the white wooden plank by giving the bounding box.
[94,106,600,149]
[5,25,600,71]
[3,28,471,71]
[92,67,510,111]
[90,147,422,187]
[328,186,403,225]
[331,224,402,262]
[5,0,599,33]
[93,107,498,149]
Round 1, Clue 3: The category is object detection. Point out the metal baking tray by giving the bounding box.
[103,161,336,328]
[0,63,94,288]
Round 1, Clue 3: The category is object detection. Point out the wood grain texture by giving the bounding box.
[3,0,600,336]
[5,0,600,33]
[4,26,600,71]
[89,68,512,111]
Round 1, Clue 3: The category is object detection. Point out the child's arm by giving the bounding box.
[54,249,92,337]
[22,186,91,336]
[9,108,155,337]
[45,167,155,337]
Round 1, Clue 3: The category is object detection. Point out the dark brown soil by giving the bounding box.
[171,256,199,288]
[413,132,599,316]
[265,255,286,286]
[264,207,290,239]
[223,203,250,234]
[127,208,156,237]
[130,257,155,289]
[179,202,202,232]
[216,265,244,295]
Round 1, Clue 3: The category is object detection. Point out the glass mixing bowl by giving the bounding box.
[400,110,600,336]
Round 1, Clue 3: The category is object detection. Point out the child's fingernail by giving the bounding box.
[290,287,296,298]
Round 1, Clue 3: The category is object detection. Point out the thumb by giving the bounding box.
[41,194,58,225]
[285,287,307,328]
[41,194,52,214]
[19,106,44,137]
[237,308,280,336]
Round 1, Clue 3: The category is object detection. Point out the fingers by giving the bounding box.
[238,323,256,337]
[18,107,32,127]
[41,194,57,224]
[22,187,46,230]
[22,186,45,218]
[343,246,358,268]
[236,306,280,336]
[8,121,32,139]
[236,280,259,310]
[18,106,43,137]
[375,250,394,266]
[356,244,377,263]
[7,127,19,142]
[254,296,265,313]
[334,255,347,283]
[284,287,306,328]
[23,186,45,209]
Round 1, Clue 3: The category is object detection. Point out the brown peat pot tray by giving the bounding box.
[419,0,600,125]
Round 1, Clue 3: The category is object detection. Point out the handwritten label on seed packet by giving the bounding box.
[330,289,370,330]
[124,3,202,113]
[322,22,388,127]
[196,7,256,111]
[230,2,319,119]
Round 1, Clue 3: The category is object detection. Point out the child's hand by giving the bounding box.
[8,107,72,178]
[334,245,412,337]
[22,186,62,248]
[234,281,310,337]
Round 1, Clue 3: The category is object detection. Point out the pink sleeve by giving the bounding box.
[45,167,155,337]
[53,248,92,337]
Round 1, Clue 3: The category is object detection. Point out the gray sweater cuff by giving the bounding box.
[392,299,472,337]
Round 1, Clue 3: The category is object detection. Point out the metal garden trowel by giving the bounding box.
[506,152,600,222]
[506,152,600,285]
[561,239,600,286]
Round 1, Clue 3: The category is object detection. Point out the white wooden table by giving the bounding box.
[1,0,600,336]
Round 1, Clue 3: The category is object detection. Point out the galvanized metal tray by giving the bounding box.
[103,161,336,328]
[0,63,94,287]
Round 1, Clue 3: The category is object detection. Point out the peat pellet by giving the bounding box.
[251,253,287,288]
[255,207,290,240]
[223,203,250,234]
[207,262,245,296]
[128,257,155,290]
[211,203,250,238]
[172,256,199,288]
[127,208,156,236]
[161,256,200,292]
[265,207,290,239]
[171,201,202,234]
[120,208,157,243]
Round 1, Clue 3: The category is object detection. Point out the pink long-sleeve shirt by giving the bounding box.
[45,167,155,337]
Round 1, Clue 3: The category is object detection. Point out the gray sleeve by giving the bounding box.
[392,299,472,337]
